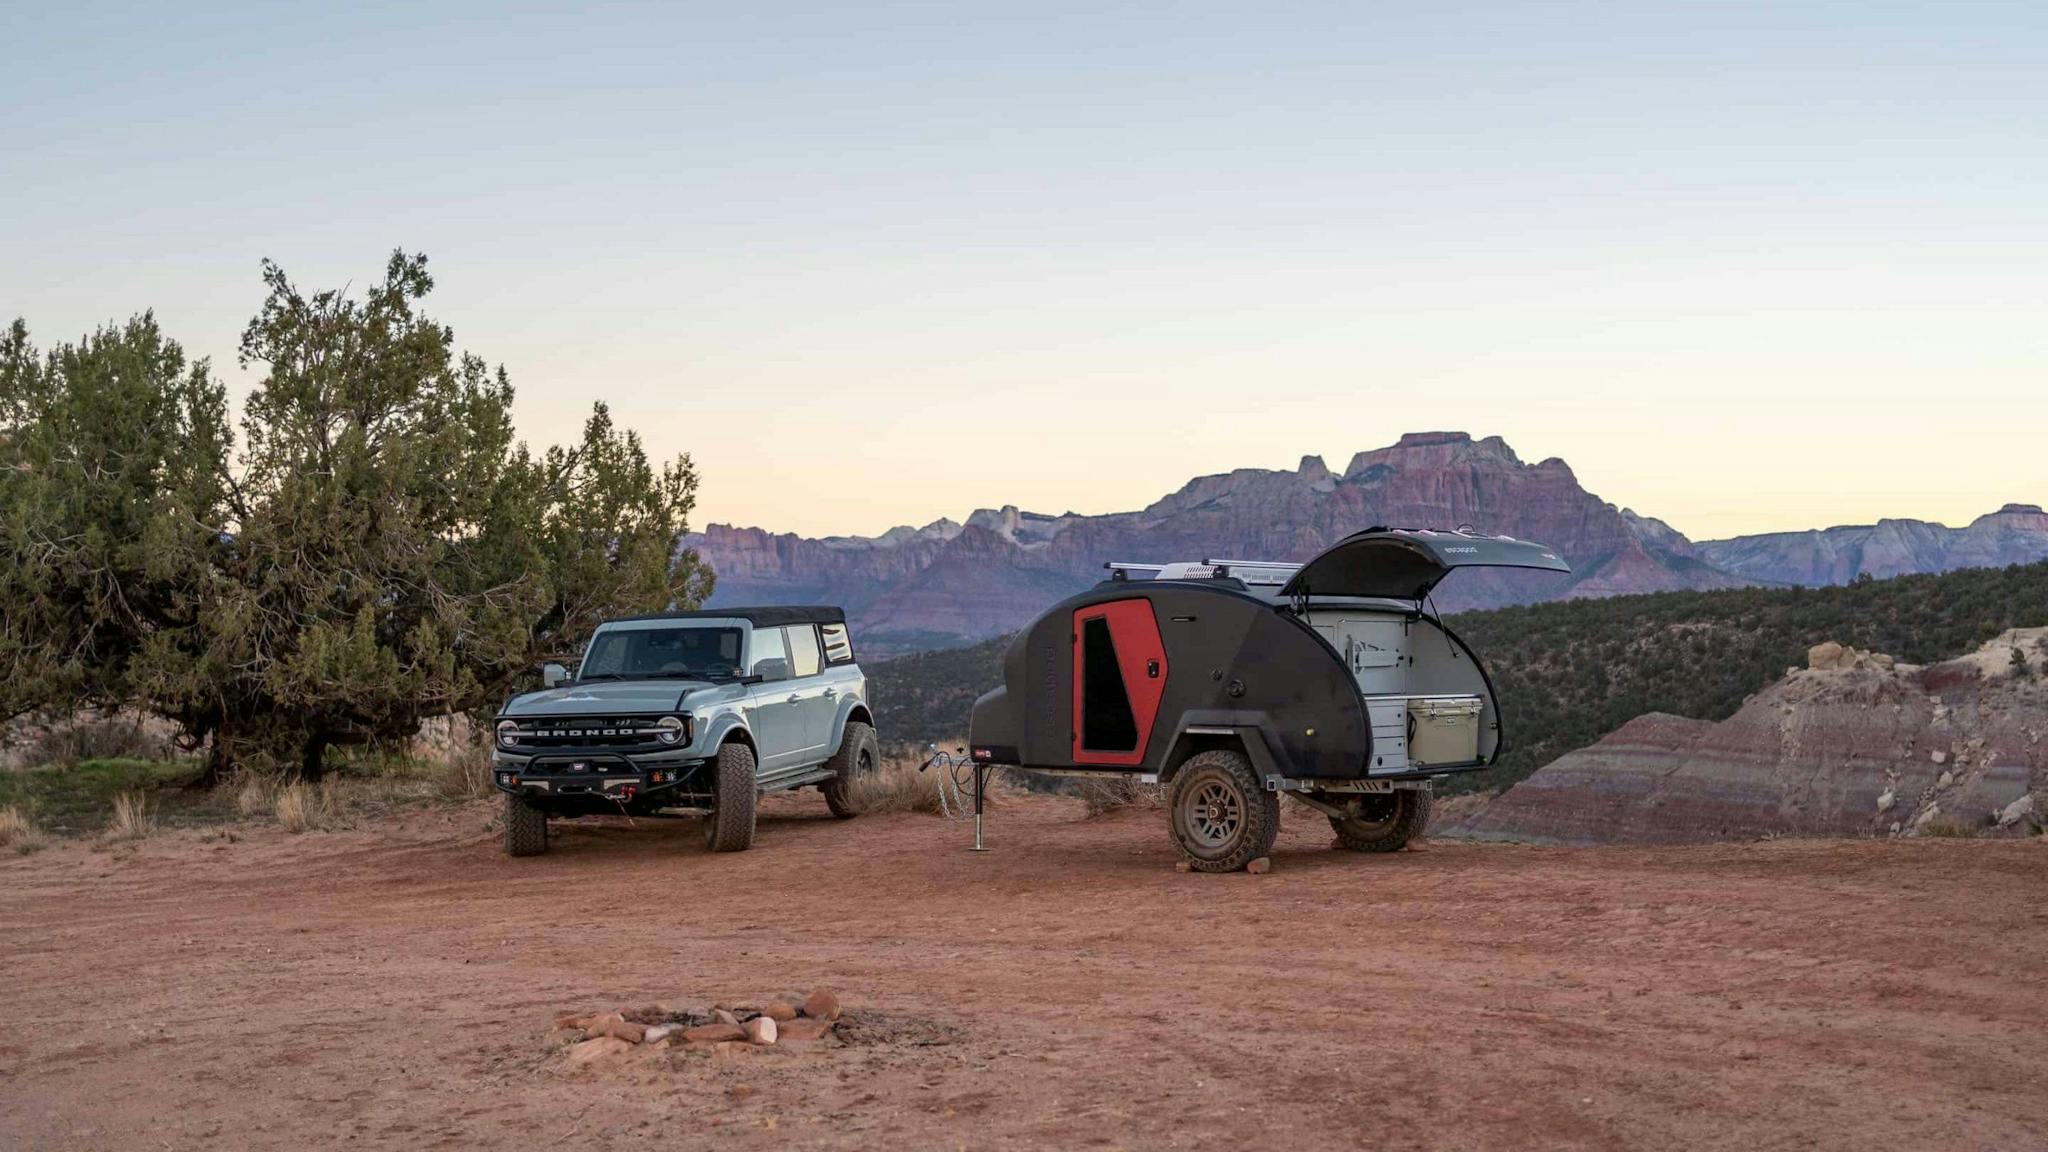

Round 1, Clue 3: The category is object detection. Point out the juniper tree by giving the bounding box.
[1,251,712,781]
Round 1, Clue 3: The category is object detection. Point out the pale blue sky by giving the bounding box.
[5,2,2045,538]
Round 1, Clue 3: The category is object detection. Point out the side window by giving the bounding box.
[786,625,822,677]
[748,625,787,675]
[1079,615,1139,751]
[820,623,854,665]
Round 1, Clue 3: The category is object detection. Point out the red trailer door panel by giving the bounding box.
[1072,599,1168,766]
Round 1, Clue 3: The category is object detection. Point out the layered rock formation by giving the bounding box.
[1697,504,2048,585]
[689,432,1749,652]
[688,432,2045,653]
[1448,629,2048,845]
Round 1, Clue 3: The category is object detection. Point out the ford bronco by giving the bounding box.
[491,606,878,856]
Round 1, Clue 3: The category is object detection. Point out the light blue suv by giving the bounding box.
[490,606,878,856]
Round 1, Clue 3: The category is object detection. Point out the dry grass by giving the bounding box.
[0,805,48,855]
[106,791,156,841]
[435,748,496,801]
[273,780,350,833]
[1920,814,1980,839]
[235,774,276,817]
[1075,774,1163,816]
[850,754,951,815]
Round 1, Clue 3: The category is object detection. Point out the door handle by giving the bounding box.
[821,687,837,698]
[787,693,801,704]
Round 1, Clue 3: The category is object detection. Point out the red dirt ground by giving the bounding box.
[2,791,2044,1150]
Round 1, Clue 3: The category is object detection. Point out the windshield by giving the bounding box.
[579,626,745,680]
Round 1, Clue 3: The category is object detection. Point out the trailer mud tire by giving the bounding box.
[705,741,758,852]
[1167,749,1280,873]
[504,794,548,857]
[1328,788,1431,852]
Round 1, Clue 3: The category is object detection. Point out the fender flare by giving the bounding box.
[700,712,755,755]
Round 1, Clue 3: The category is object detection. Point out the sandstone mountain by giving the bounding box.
[688,431,2045,654]
[1696,504,2048,586]
[690,431,1748,652]
[1447,629,2047,845]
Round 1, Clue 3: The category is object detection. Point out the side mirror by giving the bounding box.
[752,658,792,683]
[542,662,569,688]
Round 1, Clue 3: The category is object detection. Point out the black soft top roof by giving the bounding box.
[609,605,846,627]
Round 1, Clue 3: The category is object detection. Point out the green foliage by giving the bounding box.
[866,561,2048,794]
[0,758,209,834]
[2,252,712,780]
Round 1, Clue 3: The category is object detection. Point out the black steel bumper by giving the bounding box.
[491,752,709,807]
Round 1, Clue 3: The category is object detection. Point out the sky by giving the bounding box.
[5,1,2045,541]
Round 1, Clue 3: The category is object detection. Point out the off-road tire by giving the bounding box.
[1167,749,1280,873]
[504,794,549,857]
[1327,788,1431,852]
[705,740,758,852]
[820,721,879,819]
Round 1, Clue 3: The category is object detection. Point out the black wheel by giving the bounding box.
[504,793,549,857]
[1166,750,1280,873]
[1327,789,1431,852]
[820,721,879,819]
[705,740,757,852]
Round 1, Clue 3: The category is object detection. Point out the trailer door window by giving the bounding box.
[1079,616,1139,751]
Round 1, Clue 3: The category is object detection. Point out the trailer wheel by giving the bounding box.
[504,794,549,857]
[705,741,757,852]
[1327,789,1431,852]
[1167,750,1280,873]
[820,721,878,819]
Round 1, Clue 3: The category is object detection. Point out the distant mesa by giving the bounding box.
[683,431,2047,655]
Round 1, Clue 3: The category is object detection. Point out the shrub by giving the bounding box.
[106,791,155,841]
[1919,814,1979,839]
[849,754,950,815]
[1075,775,1162,816]
[0,805,47,854]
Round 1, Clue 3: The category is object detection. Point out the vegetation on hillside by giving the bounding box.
[867,561,2048,794]
[1,252,711,782]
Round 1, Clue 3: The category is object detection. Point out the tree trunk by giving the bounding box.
[300,734,329,782]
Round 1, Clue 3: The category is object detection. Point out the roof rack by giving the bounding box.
[1103,558,1303,585]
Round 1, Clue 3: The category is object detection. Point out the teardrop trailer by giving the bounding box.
[965,528,1570,871]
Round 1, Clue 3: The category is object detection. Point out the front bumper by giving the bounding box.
[490,749,708,805]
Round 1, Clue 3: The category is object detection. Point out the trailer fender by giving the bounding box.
[1158,715,1287,785]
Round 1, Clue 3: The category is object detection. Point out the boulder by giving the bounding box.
[744,1017,778,1046]
[565,1036,634,1066]
[644,1023,680,1045]
[1808,642,1847,671]
[682,1023,748,1045]
[592,1019,647,1044]
[802,989,842,1022]
[779,1017,832,1042]
[763,1002,798,1023]
[713,1009,740,1026]
[1997,794,2036,827]
[1931,750,1949,765]
[1246,856,1272,874]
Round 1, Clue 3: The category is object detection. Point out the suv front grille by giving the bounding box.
[507,717,670,750]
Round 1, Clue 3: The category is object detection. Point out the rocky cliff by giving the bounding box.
[1447,629,2048,844]
[689,431,1752,652]
[1696,504,2048,585]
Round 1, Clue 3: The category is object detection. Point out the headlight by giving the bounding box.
[655,716,687,745]
[496,719,520,747]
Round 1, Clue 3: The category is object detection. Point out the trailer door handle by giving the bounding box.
[1146,660,1160,678]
